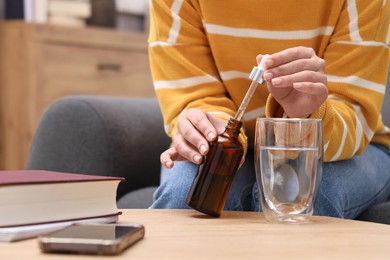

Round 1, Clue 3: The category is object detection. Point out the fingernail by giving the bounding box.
[272,78,282,85]
[194,155,202,163]
[207,132,215,141]
[265,59,273,68]
[263,72,273,81]
[200,145,207,155]
[165,161,173,168]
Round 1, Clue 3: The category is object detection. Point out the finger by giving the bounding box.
[186,109,218,142]
[255,54,268,65]
[160,147,185,168]
[173,134,203,165]
[263,57,325,81]
[206,113,228,135]
[293,82,328,97]
[177,117,209,155]
[265,47,316,69]
[270,71,327,88]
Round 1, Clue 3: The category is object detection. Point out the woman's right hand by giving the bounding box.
[160,108,228,168]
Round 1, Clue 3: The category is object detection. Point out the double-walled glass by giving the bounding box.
[255,118,323,223]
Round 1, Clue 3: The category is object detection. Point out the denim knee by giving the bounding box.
[314,188,344,218]
[314,144,390,219]
[150,162,197,209]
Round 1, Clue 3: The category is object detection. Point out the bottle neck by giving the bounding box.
[224,118,242,138]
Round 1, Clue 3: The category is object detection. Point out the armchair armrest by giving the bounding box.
[26,96,170,200]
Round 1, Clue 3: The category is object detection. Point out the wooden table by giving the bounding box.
[1,209,389,259]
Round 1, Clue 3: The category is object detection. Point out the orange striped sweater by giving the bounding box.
[148,0,390,162]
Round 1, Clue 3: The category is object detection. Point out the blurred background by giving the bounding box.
[0,0,154,170]
[0,0,149,33]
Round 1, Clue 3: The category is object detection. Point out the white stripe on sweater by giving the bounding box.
[352,108,364,155]
[167,0,184,44]
[330,110,348,161]
[324,141,329,154]
[336,40,389,48]
[328,95,375,146]
[242,107,265,121]
[154,75,218,90]
[208,111,234,119]
[378,126,390,134]
[220,71,250,81]
[347,0,362,41]
[352,104,375,142]
[204,23,334,40]
[327,75,385,94]
[149,41,179,47]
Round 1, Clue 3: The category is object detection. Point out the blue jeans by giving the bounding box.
[150,144,390,219]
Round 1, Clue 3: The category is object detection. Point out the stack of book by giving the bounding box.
[0,170,123,242]
[47,0,92,27]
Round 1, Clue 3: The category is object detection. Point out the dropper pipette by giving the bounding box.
[233,55,270,121]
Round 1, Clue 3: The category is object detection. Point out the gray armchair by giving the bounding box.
[27,88,390,223]
[26,97,170,208]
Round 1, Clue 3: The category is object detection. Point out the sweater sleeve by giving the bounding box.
[149,0,248,149]
[266,0,390,162]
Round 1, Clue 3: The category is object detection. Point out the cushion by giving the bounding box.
[356,201,390,224]
[117,187,158,209]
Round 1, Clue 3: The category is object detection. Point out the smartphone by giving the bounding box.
[38,223,145,255]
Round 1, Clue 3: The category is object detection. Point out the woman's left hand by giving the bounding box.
[257,46,328,118]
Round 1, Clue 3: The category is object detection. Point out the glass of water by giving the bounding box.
[255,118,323,223]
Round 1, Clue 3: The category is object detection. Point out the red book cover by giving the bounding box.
[0,170,124,185]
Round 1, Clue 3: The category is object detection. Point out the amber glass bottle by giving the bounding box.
[186,118,244,217]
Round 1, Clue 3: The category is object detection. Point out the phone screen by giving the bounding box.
[47,225,139,240]
[39,224,145,255]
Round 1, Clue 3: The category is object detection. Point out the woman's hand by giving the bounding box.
[160,109,227,168]
[257,47,328,118]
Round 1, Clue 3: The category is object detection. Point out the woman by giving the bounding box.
[148,0,390,218]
